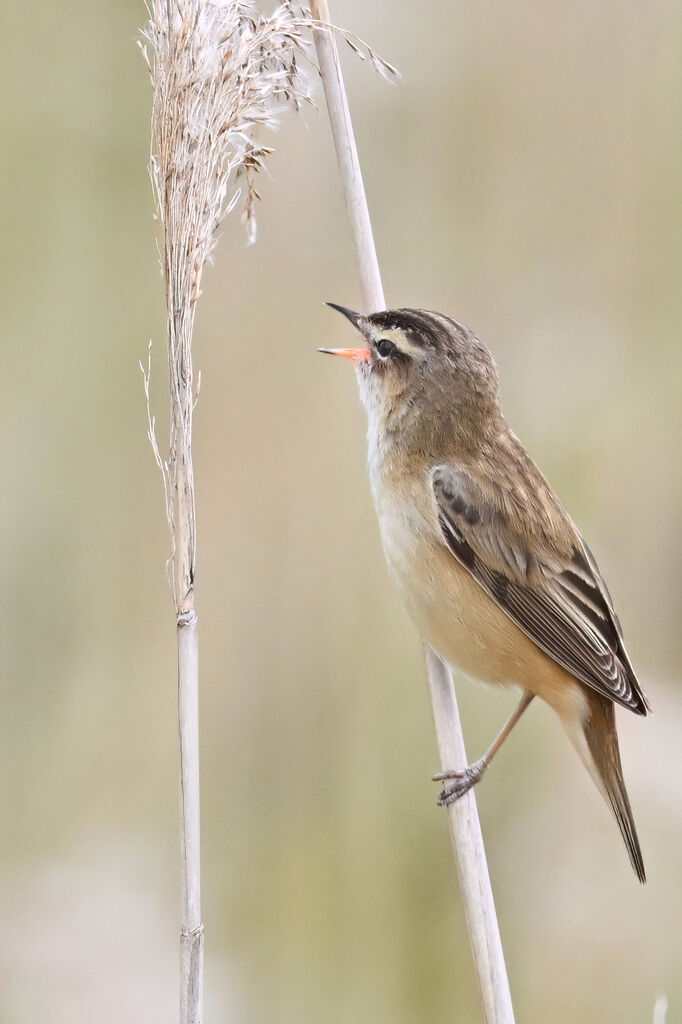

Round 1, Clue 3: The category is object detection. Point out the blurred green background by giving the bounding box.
[1,1,680,1021]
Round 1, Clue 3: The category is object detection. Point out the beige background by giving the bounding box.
[1,1,680,1021]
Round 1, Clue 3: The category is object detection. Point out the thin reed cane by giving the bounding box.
[141,4,312,1020]
[310,4,515,1020]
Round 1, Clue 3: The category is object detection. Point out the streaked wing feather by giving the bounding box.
[433,466,649,715]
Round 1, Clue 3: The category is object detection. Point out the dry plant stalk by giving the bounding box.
[141,2,311,1020]
[310,3,515,1021]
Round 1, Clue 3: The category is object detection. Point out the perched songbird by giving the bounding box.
[320,304,650,882]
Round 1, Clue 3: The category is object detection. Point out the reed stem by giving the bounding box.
[143,3,312,1018]
[310,4,515,1020]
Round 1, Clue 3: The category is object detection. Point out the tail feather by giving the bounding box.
[605,780,646,884]
[583,693,646,883]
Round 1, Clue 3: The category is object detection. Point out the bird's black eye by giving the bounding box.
[376,338,396,359]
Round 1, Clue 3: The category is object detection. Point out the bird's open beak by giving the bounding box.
[317,346,371,361]
[318,302,372,361]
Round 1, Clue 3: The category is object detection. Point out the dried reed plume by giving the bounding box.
[141,3,312,1020]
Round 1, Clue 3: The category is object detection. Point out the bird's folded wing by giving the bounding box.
[431,464,650,714]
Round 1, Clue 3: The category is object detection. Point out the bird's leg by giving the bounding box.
[433,691,535,805]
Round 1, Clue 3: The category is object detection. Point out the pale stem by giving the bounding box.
[145,2,317,1020]
[178,608,203,1024]
[424,646,514,1024]
[170,279,203,1024]
[310,3,515,1021]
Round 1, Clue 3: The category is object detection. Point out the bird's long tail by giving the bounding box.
[582,692,646,883]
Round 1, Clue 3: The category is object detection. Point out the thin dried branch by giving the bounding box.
[140,342,175,587]
[310,2,515,1021]
[304,16,399,79]
[142,4,315,1021]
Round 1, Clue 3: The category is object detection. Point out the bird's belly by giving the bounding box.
[386,530,518,687]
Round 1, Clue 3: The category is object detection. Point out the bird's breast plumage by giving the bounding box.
[370,461,588,726]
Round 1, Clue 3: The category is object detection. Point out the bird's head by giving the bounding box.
[319,305,502,455]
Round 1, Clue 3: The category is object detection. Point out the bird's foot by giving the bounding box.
[432,758,487,806]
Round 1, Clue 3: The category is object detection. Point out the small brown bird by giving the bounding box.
[320,304,650,882]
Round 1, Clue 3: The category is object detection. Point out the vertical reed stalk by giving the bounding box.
[142,4,310,1020]
[310,4,515,1020]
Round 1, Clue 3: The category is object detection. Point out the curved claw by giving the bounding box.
[433,759,487,806]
